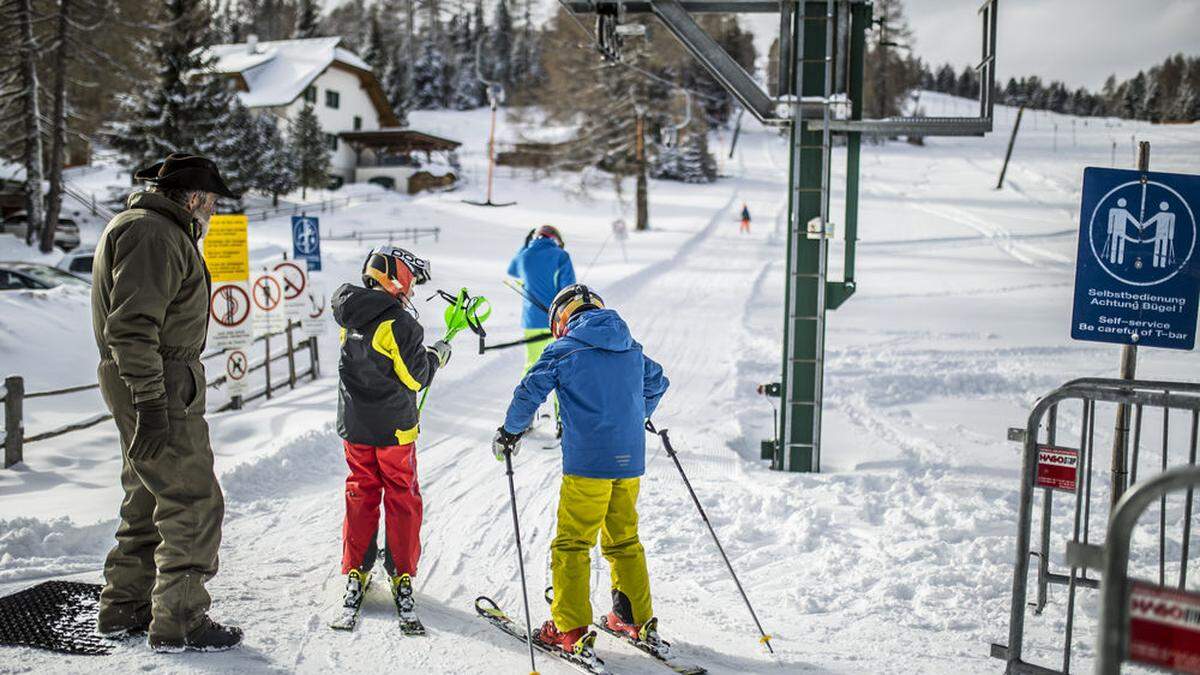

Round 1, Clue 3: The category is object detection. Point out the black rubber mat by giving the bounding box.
[0,580,112,655]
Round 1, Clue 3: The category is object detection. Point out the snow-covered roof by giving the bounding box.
[204,37,374,109]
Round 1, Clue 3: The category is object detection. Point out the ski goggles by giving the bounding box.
[372,245,432,286]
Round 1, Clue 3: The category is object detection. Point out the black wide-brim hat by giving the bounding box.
[133,152,240,200]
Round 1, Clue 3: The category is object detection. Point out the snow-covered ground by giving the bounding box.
[2,93,1200,674]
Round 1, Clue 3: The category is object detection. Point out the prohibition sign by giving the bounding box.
[308,293,326,320]
[226,350,248,381]
[274,260,307,300]
[253,274,282,312]
[210,284,251,327]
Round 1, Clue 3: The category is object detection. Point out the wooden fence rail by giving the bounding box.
[2,324,319,469]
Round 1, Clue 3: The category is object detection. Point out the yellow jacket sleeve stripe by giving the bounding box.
[371,319,423,392]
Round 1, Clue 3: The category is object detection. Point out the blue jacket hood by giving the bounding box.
[565,309,633,352]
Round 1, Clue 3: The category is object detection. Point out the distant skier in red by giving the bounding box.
[329,246,451,632]
[739,203,751,233]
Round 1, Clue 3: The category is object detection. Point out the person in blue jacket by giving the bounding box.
[492,284,670,660]
[507,225,575,373]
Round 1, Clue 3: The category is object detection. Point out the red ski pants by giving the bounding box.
[341,441,422,576]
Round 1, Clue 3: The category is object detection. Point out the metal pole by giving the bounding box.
[503,450,538,674]
[995,105,1024,189]
[648,422,774,652]
[3,376,24,468]
[1110,141,1149,507]
[486,95,498,205]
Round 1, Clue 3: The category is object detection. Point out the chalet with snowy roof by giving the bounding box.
[203,36,460,191]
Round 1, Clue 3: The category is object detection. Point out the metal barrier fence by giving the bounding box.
[242,194,380,223]
[2,324,319,469]
[323,227,440,246]
[1066,466,1200,674]
[991,378,1200,674]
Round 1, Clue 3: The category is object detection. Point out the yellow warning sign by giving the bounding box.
[203,214,249,282]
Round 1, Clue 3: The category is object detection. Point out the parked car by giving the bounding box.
[0,262,91,290]
[0,212,82,251]
[56,247,95,280]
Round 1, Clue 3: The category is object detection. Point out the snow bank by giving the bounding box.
[0,517,114,583]
[0,233,64,265]
[220,426,343,505]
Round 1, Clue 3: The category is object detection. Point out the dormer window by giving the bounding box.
[325,90,340,109]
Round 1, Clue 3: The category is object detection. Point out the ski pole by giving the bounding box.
[503,448,539,674]
[504,279,550,313]
[645,420,775,653]
[481,331,554,353]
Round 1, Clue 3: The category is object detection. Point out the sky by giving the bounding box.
[903,0,1200,90]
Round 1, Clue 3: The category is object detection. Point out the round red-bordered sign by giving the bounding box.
[273,260,307,300]
[226,350,248,381]
[252,275,282,311]
[210,284,251,327]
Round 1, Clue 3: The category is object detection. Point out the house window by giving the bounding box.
[325,89,340,109]
[326,133,339,151]
[353,115,362,131]
[303,86,317,104]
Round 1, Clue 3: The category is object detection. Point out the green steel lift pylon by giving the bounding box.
[561,0,997,472]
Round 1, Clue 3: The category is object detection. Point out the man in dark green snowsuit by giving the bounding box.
[91,154,242,652]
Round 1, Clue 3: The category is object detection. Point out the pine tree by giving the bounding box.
[678,133,717,184]
[649,143,684,181]
[490,0,514,89]
[294,0,321,38]
[290,104,329,198]
[450,51,485,109]
[1173,83,1200,122]
[412,39,449,109]
[934,64,956,94]
[220,102,262,201]
[109,0,238,171]
[257,114,297,204]
[383,47,411,125]
[1122,71,1146,119]
[362,6,386,71]
[1143,78,1163,122]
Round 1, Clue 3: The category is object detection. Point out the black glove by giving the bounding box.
[492,426,523,461]
[129,396,170,460]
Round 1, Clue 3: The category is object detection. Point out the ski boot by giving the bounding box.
[344,569,370,606]
[538,620,598,659]
[390,573,425,635]
[148,615,243,653]
[330,568,372,630]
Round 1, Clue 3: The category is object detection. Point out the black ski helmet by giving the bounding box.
[524,224,565,249]
[361,246,431,299]
[549,284,604,337]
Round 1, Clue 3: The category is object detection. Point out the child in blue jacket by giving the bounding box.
[492,284,670,661]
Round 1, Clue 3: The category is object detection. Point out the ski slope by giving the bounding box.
[2,95,1200,673]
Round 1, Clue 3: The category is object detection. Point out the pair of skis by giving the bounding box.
[475,596,706,675]
[329,572,425,636]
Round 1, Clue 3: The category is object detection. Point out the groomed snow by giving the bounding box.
[1,94,1199,673]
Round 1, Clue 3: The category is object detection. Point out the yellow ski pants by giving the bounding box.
[550,475,653,632]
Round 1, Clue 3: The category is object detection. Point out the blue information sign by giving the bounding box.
[1071,167,1200,350]
[291,215,322,272]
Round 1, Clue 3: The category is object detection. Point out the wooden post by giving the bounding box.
[264,334,273,400]
[995,104,1024,190]
[286,320,297,389]
[1110,141,1150,507]
[4,376,23,468]
[309,336,320,380]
